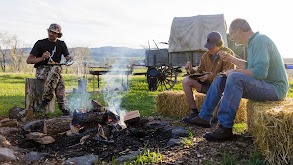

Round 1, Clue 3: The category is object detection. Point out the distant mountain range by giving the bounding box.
[19,46,146,58]
[90,46,145,58]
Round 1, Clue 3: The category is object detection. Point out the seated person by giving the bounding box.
[182,31,236,124]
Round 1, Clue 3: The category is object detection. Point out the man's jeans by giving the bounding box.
[198,72,279,128]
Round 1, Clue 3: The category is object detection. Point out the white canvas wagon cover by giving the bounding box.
[168,14,228,52]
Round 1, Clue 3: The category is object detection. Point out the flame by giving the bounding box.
[82,109,85,113]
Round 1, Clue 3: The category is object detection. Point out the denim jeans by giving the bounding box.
[198,72,279,128]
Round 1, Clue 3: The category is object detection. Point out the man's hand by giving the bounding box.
[65,55,71,61]
[42,51,50,60]
[217,50,231,61]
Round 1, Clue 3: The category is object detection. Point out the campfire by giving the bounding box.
[69,100,139,142]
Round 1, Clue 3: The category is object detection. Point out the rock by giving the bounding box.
[116,151,141,163]
[25,151,54,162]
[8,106,25,121]
[0,127,19,136]
[23,120,44,132]
[64,155,98,165]
[167,138,184,146]
[172,126,188,138]
[0,147,16,162]
[144,121,170,130]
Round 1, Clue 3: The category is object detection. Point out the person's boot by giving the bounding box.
[184,116,211,128]
[203,125,233,141]
[61,105,72,116]
[37,99,51,112]
[182,108,199,123]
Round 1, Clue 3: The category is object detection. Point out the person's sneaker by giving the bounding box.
[182,109,199,123]
[184,116,211,128]
[36,99,50,113]
[203,125,233,141]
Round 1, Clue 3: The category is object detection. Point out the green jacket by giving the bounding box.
[245,32,289,100]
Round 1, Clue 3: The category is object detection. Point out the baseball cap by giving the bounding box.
[204,31,222,49]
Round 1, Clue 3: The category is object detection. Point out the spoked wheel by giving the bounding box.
[147,63,177,91]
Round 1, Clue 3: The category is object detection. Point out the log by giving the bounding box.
[43,117,71,135]
[124,110,140,123]
[0,119,18,127]
[25,78,55,113]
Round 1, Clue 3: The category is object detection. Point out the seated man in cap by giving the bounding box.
[26,23,72,116]
[182,31,236,124]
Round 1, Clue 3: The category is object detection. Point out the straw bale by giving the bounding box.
[195,93,247,123]
[246,98,293,164]
[155,91,190,117]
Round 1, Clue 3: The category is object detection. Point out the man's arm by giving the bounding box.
[218,51,246,69]
[27,51,50,64]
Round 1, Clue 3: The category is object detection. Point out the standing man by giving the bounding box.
[188,18,289,141]
[27,23,72,116]
[182,31,235,123]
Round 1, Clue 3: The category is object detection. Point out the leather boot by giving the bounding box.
[203,125,233,141]
[184,116,211,128]
[37,99,51,112]
[61,105,72,116]
[182,109,199,123]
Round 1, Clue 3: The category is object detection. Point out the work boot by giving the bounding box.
[182,109,199,123]
[184,116,211,128]
[203,125,233,141]
[37,99,51,113]
[61,105,72,116]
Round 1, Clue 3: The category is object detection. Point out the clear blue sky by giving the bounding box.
[1,0,292,58]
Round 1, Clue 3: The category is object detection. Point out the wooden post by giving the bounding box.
[25,78,55,113]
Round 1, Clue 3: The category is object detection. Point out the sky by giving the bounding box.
[0,0,292,58]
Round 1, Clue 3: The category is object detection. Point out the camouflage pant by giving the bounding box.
[36,65,69,111]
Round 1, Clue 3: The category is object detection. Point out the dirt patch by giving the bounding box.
[3,116,255,164]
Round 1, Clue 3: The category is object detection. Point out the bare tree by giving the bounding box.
[71,47,92,76]
[0,32,11,72]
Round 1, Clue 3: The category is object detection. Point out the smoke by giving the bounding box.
[101,58,130,124]
[68,92,92,112]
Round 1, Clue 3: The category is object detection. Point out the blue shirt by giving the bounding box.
[245,32,289,100]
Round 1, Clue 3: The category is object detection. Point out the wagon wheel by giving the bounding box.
[147,63,177,91]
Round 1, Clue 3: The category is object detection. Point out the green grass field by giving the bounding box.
[1,72,292,116]
[0,71,185,117]
[1,72,292,164]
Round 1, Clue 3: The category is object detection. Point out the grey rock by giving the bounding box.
[144,121,170,130]
[0,127,19,136]
[167,138,184,146]
[9,106,25,121]
[0,147,16,162]
[23,120,44,132]
[64,155,98,165]
[172,126,188,138]
[25,151,54,162]
[116,151,141,163]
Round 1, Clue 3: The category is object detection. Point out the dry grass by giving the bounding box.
[247,98,293,165]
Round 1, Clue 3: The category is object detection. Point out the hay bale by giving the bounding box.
[195,93,247,123]
[156,91,247,122]
[247,98,293,164]
[155,91,190,117]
